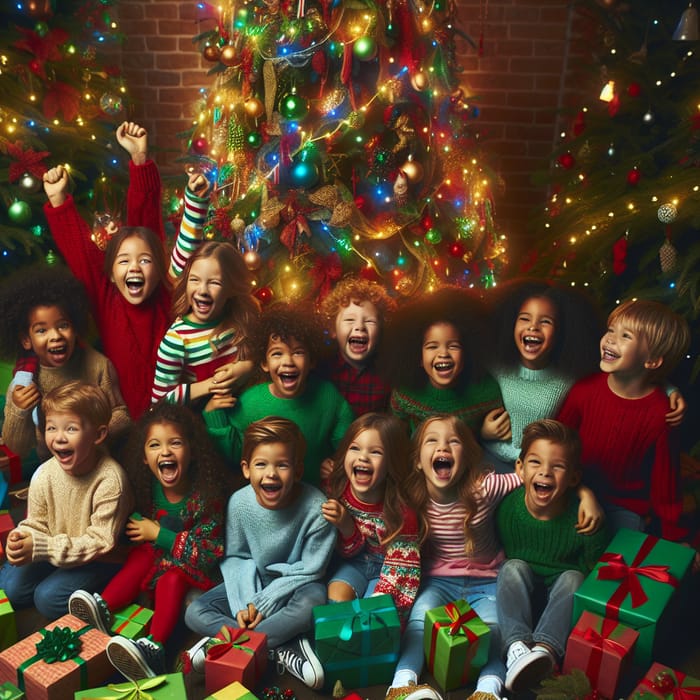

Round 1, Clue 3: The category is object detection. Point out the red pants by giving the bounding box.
[102,543,191,643]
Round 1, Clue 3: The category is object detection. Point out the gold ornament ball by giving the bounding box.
[400,159,424,183]
[243,250,262,271]
[220,45,238,67]
[203,45,220,62]
[230,214,246,237]
[410,71,428,91]
[244,97,265,119]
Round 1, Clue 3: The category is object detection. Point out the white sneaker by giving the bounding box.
[68,590,111,634]
[182,636,211,674]
[505,641,554,692]
[276,637,324,690]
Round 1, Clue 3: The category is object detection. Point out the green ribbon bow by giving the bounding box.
[80,674,168,700]
[206,626,254,660]
[35,626,82,663]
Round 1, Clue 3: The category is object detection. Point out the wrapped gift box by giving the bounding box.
[204,680,259,700]
[204,627,267,695]
[0,614,112,700]
[109,604,153,640]
[0,591,17,651]
[563,610,639,699]
[627,662,700,699]
[0,681,23,700]
[74,672,186,699]
[313,594,400,688]
[572,529,694,667]
[0,512,14,550]
[423,599,490,691]
[0,443,21,486]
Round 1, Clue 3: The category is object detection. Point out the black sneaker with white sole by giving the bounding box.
[107,636,165,681]
[275,637,324,690]
[68,589,112,634]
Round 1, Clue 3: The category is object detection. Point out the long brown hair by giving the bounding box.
[326,413,411,546]
[403,414,486,548]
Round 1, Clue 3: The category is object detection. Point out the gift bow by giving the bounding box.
[338,598,392,642]
[205,626,254,660]
[35,626,82,663]
[444,601,478,638]
[596,535,678,617]
[80,674,168,700]
[637,668,700,700]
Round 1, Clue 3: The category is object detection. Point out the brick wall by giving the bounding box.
[115,1,595,263]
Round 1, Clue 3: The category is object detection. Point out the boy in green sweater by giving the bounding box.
[496,419,609,694]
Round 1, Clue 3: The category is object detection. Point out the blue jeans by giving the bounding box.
[328,551,383,598]
[184,581,327,649]
[605,505,644,534]
[396,575,505,684]
[0,560,119,619]
[496,559,583,658]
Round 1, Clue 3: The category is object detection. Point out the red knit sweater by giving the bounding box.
[43,161,170,419]
[556,372,685,541]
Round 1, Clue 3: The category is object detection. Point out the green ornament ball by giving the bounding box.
[425,227,442,244]
[35,22,49,37]
[353,36,377,61]
[280,93,309,120]
[246,131,262,148]
[8,200,32,226]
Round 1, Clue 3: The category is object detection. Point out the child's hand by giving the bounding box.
[575,485,605,535]
[125,515,159,543]
[12,383,41,411]
[187,172,211,198]
[236,603,263,630]
[209,360,254,393]
[665,390,686,427]
[204,393,237,412]
[320,457,334,481]
[321,499,355,538]
[43,165,69,208]
[480,408,512,441]
[116,121,148,165]
[6,529,33,566]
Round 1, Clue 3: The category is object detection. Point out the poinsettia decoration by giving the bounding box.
[43,81,81,122]
[12,26,69,79]
[6,141,50,182]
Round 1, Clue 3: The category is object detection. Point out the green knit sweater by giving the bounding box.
[496,487,609,585]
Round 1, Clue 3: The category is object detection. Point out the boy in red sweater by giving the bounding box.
[557,299,691,543]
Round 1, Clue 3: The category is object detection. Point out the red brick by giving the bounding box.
[123,53,153,71]
[145,70,182,87]
[114,3,144,21]
[157,20,193,35]
[155,53,201,70]
[144,3,179,19]
[157,87,201,104]
[145,36,179,52]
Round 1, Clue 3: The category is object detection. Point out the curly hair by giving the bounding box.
[378,286,488,390]
[121,401,234,515]
[326,413,412,546]
[403,414,486,548]
[318,276,397,327]
[485,278,603,379]
[0,263,90,360]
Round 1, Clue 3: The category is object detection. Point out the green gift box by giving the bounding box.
[572,529,694,668]
[0,591,17,651]
[313,594,400,688]
[423,599,491,691]
[109,604,153,640]
[74,672,186,699]
[204,680,259,700]
[627,661,700,699]
[0,681,23,700]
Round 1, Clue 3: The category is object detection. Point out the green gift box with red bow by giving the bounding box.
[313,594,401,689]
[572,529,694,668]
[109,604,153,640]
[0,614,112,700]
[74,672,186,699]
[204,626,267,695]
[203,680,259,700]
[423,599,490,691]
[0,590,17,652]
[627,662,700,700]
[0,681,23,700]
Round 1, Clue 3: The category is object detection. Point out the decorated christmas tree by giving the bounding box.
[0,0,130,276]
[179,0,507,303]
[530,0,699,376]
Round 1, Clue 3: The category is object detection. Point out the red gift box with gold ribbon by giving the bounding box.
[204,626,267,695]
[628,662,700,700]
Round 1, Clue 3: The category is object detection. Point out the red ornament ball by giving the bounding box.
[254,286,273,304]
[448,241,465,257]
[627,168,641,185]
[203,45,220,62]
[192,137,209,155]
[557,152,575,169]
[653,671,675,693]
[627,82,641,97]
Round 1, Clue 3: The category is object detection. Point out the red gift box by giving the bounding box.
[204,627,267,695]
[0,442,21,486]
[628,661,700,699]
[0,512,14,551]
[563,611,639,699]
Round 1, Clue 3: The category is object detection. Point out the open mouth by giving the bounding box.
[522,335,543,352]
[193,296,213,314]
[278,371,299,388]
[54,449,73,461]
[158,460,179,484]
[434,361,454,373]
[126,276,145,293]
[432,456,453,479]
[533,481,554,495]
[261,482,282,496]
[348,336,369,353]
[601,347,619,361]
[352,465,373,484]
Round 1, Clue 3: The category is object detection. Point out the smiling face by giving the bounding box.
[111,235,160,305]
[514,296,558,370]
[143,421,191,501]
[242,441,302,510]
[417,418,466,503]
[334,300,381,369]
[600,320,658,379]
[516,438,579,519]
[421,322,464,389]
[261,334,313,399]
[185,257,228,324]
[44,410,106,476]
[343,428,387,504]
[21,305,77,368]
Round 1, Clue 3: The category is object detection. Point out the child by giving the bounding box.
[183,417,337,690]
[42,122,212,418]
[0,381,133,619]
[382,287,502,434]
[496,420,609,693]
[557,298,691,541]
[318,276,396,415]
[322,413,421,625]
[67,402,231,679]
[0,264,130,460]
[204,302,354,485]
[151,240,258,405]
[481,280,685,471]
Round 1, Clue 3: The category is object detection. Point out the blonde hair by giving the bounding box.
[41,380,111,430]
[241,417,307,470]
[607,299,690,381]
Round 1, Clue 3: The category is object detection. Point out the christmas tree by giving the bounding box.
[530,0,700,378]
[0,0,130,276]
[178,0,507,303]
